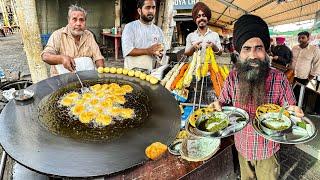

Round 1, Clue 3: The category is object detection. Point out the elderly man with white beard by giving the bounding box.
[210,14,304,180]
[42,5,105,76]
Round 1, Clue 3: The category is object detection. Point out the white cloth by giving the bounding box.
[151,64,169,80]
[55,57,95,74]
[121,20,166,70]
[2,88,16,101]
[123,55,154,71]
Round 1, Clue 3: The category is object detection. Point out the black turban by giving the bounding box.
[233,14,270,53]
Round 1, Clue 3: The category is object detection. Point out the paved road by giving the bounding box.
[0,34,30,77]
[280,144,320,180]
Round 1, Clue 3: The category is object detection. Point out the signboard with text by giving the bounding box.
[174,0,198,10]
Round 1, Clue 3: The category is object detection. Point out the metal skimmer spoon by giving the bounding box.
[74,72,89,93]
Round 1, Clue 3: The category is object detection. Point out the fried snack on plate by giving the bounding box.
[188,107,215,127]
[145,142,167,160]
[256,104,290,119]
[176,130,188,139]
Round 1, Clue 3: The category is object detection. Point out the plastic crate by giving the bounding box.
[40,34,51,46]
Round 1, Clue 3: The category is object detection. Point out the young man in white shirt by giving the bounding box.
[121,0,165,71]
[292,31,320,84]
[184,2,222,56]
[291,31,320,113]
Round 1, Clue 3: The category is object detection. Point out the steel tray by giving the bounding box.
[252,115,317,144]
[185,106,249,138]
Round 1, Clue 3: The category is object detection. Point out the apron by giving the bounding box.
[124,55,154,71]
[55,57,95,75]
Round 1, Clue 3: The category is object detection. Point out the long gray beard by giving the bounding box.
[236,56,270,106]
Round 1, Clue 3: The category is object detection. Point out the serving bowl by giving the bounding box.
[13,89,34,101]
[195,111,229,136]
[258,112,292,136]
[179,136,220,162]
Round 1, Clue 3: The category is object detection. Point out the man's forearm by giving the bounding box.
[212,44,222,55]
[127,48,150,56]
[184,47,195,56]
[42,52,63,65]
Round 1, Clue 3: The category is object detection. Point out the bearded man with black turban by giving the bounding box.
[210,14,304,180]
[184,2,222,56]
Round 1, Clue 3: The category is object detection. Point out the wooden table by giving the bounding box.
[101,32,122,60]
[105,137,235,179]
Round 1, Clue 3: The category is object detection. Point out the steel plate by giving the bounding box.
[252,115,317,144]
[0,70,180,177]
[185,106,249,138]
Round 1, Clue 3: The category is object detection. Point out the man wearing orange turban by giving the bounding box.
[184,2,222,56]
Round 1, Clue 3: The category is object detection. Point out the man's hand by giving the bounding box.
[272,56,279,60]
[157,51,164,59]
[147,43,163,56]
[61,55,76,72]
[192,41,202,51]
[308,74,314,81]
[184,41,202,56]
[287,105,304,117]
[208,101,222,111]
[206,41,214,48]
[206,41,221,55]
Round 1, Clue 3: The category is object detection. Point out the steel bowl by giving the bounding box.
[12,89,34,101]
[179,136,220,162]
[194,111,229,136]
[258,112,292,136]
[168,140,182,156]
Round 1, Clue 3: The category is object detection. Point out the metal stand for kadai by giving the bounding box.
[0,150,6,180]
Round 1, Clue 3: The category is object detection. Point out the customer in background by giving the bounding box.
[291,31,320,113]
[291,31,320,85]
[268,38,275,56]
[271,37,292,67]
